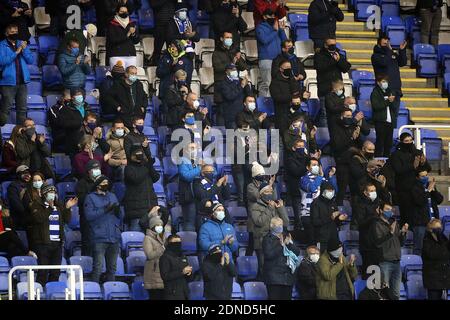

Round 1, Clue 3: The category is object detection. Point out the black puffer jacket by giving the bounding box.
[308,0,344,40]
[211,3,247,46]
[202,256,236,300]
[422,231,450,290]
[284,150,308,197]
[270,72,301,132]
[6,180,28,230]
[123,130,153,161]
[0,1,34,41]
[105,18,140,61]
[150,0,177,25]
[314,48,351,97]
[371,45,407,93]
[310,195,340,247]
[159,249,192,300]
[163,84,185,128]
[410,179,443,227]
[352,195,379,251]
[330,120,370,165]
[297,258,318,300]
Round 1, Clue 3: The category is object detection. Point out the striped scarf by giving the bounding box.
[174,16,192,34]
[46,203,61,242]
[200,178,219,203]
[300,172,322,216]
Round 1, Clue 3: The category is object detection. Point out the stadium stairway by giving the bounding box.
[287,0,450,199]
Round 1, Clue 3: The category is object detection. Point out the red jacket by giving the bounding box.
[253,0,288,26]
[73,151,108,177]
[1,140,18,175]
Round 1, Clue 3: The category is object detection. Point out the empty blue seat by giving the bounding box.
[357,99,372,119]
[288,13,308,41]
[112,182,126,203]
[358,85,374,100]
[0,257,10,273]
[256,97,275,115]
[236,231,250,247]
[26,110,47,126]
[69,256,93,275]
[38,35,59,55]
[64,230,82,256]
[103,281,131,300]
[228,206,247,221]
[26,95,46,109]
[381,2,399,16]
[307,98,321,120]
[354,279,367,299]
[42,65,63,88]
[338,230,359,251]
[76,281,102,300]
[423,137,442,162]
[243,281,267,300]
[355,0,377,21]
[56,181,77,201]
[232,281,244,299]
[406,274,426,299]
[138,8,155,30]
[68,206,80,230]
[186,255,200,276]
[121,231,145,255]
[45,281,67,300]
[17,282,45,300]
[26,81,43,96]
[176,231,197,254]
[381,16,406,48]
[351,70,375,89]
[53,154,72,177]
[188,281,205,300]
[315,127,330,148]
[126,254,146,274]
[237,256,258,281]
[131,281,149,300]
[413,44,438,78]
[170,206,183,231]
[401,254,423,279]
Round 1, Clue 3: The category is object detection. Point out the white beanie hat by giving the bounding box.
[251,161,265,178]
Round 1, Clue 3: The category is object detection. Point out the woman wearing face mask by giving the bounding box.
[106,5,140,68]
[316,239,358,300]
[73,135,108,178]
[29,184,77,285]
[143,215,166,300]
[370,74,397,158]
[422,218,450,300]
[22,172,46,221]
[202,244,237,300]
[297,245,320,300]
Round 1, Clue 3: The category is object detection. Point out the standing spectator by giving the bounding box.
[202,244,237,300]
[159,234,193,300]
[100,61,126,117]
[417,0,443,46]
[1,124,22,178]
[271,39,307,82]
[85,175,123,283]
[314,38,351,127]
[410,168,443,255]
[6,165,31,231]
[166,1,200,45]
[123,116,153,161]
[270,59,301,132]
[76,159,102,257]
[29,184,76,285]
[163,69,189,129]
[0,24,33,126]
[349,141,376,201]
[143,215,166,300]
[96,0,139,37]
[45,0,76,37]
[371,74,397,157]
[123,145,160,231]
[47,92,71,153]
[73,135,109,177]
[297,245,320,300]
[283,112,318,152]
[371,35,407,127]
[0,0,35,42]
[104,65,148,129]
[325,79,346,130]
[357,159,392,204]
[256,9,288,97]
[106,5,140,68]
[253,0,287,26]
[308,0,344,49]
[81,113,111,159]
[148,0,177,65]
[216,64,252,129]
[310,181,347,253]
[57,39,92,94]
[236,95,269,130]
[368,201,409,300]
[250,184,289,277]
[212,1,247,47]
[263,217,300,300]
[316,240,358,300]
[422,218,450,300]
[106,118,129,181]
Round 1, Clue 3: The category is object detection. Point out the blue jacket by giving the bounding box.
[84,191,123,244]
[57,50,91,89]
[217,77,252,124]
[198,218,238,257]
[177,157,201,204]
[256,22,287,60]
[156,51,193,99]
[0,39,33,86]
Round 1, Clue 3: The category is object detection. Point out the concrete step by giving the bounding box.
[338,39,377,50]
[402,87,441,97]
[401,78,430,88]
[410,116,450,123]
[336,30,378,38]
[403,97,448,108]
[409,107,450,119]
[287,2,347,9]
[293,10,356,22]
[357,67,417,76]
[337,21,367,32]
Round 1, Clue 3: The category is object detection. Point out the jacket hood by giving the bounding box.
[106,127,130,140]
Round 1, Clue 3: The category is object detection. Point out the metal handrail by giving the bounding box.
[8,265,84,301]
[398,124,450,153]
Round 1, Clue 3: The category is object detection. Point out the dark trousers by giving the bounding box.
[374,121,394,158]
[49,14,68,37]
[152,24,169,62]
[181,202,196,232]
[428,289,444,300]
[360,250,378,280]
[80,215,92,257]
[267,284,293,300]
[311,38,325,50]
[232,165,251,204]
[0,84,27,126]
[336,162,350,205]
[91,242,120,283]
[397,190,413,226]
[300,216,315,246]
[255,248,264,280]
[148,289,164,300]
[245,232,255,256]
[317,96,328,127]
[290,194,302,228]
[33,242,63,285]
[419,8,442,46]
[0,230,28,259]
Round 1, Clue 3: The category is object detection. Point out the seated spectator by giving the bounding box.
[256,9,287,97]
[106,118,129,181]
[216,64,252,129]
[163,69,189,129]
[57,38,91,94]
[143,215,166,300]
[263,217,300,300]
[7,165,31,231]
[422,218,450,300]
[123,145,160,231]
[166,1,200,46]
[177,110,210,143]
[271,39,306,82]
[159,234,193,300]
[0,23,33,126]
[29,184,77,285]
[236,95,269,131]
[76,159,102,257]
[410,167,443,255]
[124,116,153,161]
[183,92,211,128]
[104,65,148,129]
[0,1,34,42]
[1,124,22,178]
[297,245,320,300]
[316,240,358,300]
[212,1,247,47]
[85,175,122,283]
[106,4,140,68]
[100,61,126,116]
[202,244,237,300]
[73,135,109,178]
[82,112,111,159]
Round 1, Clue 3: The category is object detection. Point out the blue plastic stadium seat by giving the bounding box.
[176,231,197,254]
[243,282,268,300]
[45,281,67,300]
[112,182,126,203]
[188,281,205,300]
[121,231,145,255]
[406,274,426,299]
[237,256,258,281]
[26,110,47,126]
[126,254,146,274]
[401,254,423,279]
[315,127,330,148]
[53,154,72,177]
[354,279,367,299]
[355,0,376,21]
[76,281,102,300]
[413,44,438,78]
[42,65,63,88]
[232,281,244,299]
[381,3,399,16]
[187,255,200,276]
[56,181,77,201]
[68,206,80,230]
[256,97,275,115]
[381,16,405,48]
[131,281,149,300]
[69,256,93,275]
[16,282,45,300]
[65,230,82,256]
[38,35,59,56]
[103,281,131,300]
[138,8,155,30]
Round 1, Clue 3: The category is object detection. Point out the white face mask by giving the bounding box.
[155,226,164,234]
[215,210,225,221]
[368,191,377,201]
[193,100,200,109]
[92,168,101,178]
[229,70,239,79]
[323,190,334,200]
[177,11,187,21]
[335,89,344,96]
[309,254,320,264]
[311,165,320,175]
[247,102,256,112]
[348,104,357,113]
[380,81,388,90]
[46,192,56,202]
[115,128,125,137]
[329,247,343,259]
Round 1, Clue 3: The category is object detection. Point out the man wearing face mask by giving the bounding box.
[212,2,247,48]
[314,37,351,127]
[76,159,102,257]
[100,61,126,118]
[371,74,397,158]
[124,116,153,161]
[325,79,348,130]
[0,23,33,126]
[297,245,320,300]
[183,92,211,127]
[0,0,35,42]
[29,184,77,286]
[106,118,129,181]
[253,0,287,26]
[349,140,376,200]
[308,0,344,50]
[283,112,318,152]
[357,159,392,204]
[410,167,443,255]
[236,95,269,130]
[6,165,31,231]
[163,69,189,129]
[82,112,111,159]
[166,1,200,45]
[316,239,358,300]
[368,201,408,300]
[85,175,122,283]
[390,132,431,226]
[57,39,91,95]
[271,39,307,82]
[159,234,193,300]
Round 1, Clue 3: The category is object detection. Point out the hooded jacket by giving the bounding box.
[57,50,91,89]
[0,39,33,86]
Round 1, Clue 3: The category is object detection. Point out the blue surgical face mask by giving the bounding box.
[87,122,97,131]
[115,128,124,137]
[335,89,344,96]
[155,225,164,234]
[383,210,393,219]
[271,225,283,235]
[177,11,187,21]
[128,75,138,83]
[135,124,144,133]
[74,95,84,106]
[91,168,101,178]
[296,147,305,155]
[224,38,233,47]
[420,176,429,185]
[229,70,239,80]
[261,193,274,203]
[33,181,43,189]
[310,165,320,175]
[45,192,56,202]
[247,102,256,112]
[71,47,79,56]
[185,116,195,125]
[215,210,225,221]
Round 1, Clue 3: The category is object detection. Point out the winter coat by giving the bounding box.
[198,219,238,256]
[76,176,96,221]
[284,150,308,197]
[330,120,370,164]
[0,1,34,42]
[371,45,407,92]
[159,249,192,300]
[1,140,18,176]
[271,52,307,79]
[310,195,340,247]
[422,231,450,290]
[314,47,351,97]
[105,18,140,61]
[163,83,185,127]
[308,0,344,40]
[316,252,358,300]
[84,191,122,243]
[7,180,29,230]
[325,91,346,130]
[193,177,231,210]
[216,77,252,125]
[202,257,236,300]
[212,44,248,84]
[270,72,301,131]
[177,157,202,205]
[156,51,194,99]
[235,109,267,130]
[150,0,177,25]
[123,130,153,161]
[262,232,300,286]
[106,128,130,167]
[352,195,379,252]
[143,229,165,290]
[212,4,247,46]
[416,0,444,9]
[15,134,54,179]
[73,151,108,177]
[57,50,91,90]
[368,217,405,263]
[253,0,287,26]
[410,180,443,227]
[255,21,287,60]
[297,258,318,300]
[370,85,398,126]
[0,39,33,86]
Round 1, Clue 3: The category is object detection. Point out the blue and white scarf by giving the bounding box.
[46,203,61,242]
[201,178,219,203]
[174,16,192,34]
[283,244,301,274]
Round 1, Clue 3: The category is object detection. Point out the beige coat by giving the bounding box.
[143,229,165,290]
[106,127,129,167]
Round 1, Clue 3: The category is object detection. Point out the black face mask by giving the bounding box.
[7,33,19,41]
[118,13,129,18]
[266,18,276,25]
[167,242,182,255]
[400,142,415,153]
[327,44,337,52]
[24,127,36,140]
[342,117,354,126]
[282,68,291,77]
[364,152,375,160]
[287,47,295,55]
[134,152,144,162]
[98,184,109,192]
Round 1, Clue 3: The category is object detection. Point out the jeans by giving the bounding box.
[182,202,197,232]
[420,8,442,46]
[0,84,27,126]
[374,121,394,158]
[91,242,120,283]
[258,60,272,97]
[33,242,63,286]
[379,261,401,300]
[127,218,143,232]
[267,284,293,300]
[413,226,426,256]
